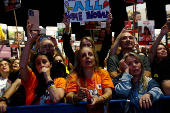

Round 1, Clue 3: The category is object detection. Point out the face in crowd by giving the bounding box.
[40,39,55,56]
[35,54,52,74]
[99,29,106,38]
[12,59,20,71]
[124,55,142,76]
[156,44,168,61]
[54,56,64,65]
[79,47,95,69]
[0,60,10,75]
[120,32,134,49]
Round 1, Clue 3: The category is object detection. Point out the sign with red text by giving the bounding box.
[3,0,21,12]
[125,0,144,3]
[64,0,110,22]
[138,20,155,45]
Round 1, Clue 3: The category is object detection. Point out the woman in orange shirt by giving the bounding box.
[66,47,114,112]
[20,21,66,105]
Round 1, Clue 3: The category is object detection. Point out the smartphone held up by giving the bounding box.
[28,9,39,31]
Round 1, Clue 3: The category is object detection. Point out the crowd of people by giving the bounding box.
[0,10,170,113]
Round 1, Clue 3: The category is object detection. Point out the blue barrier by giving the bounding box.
[7,97,170,113]
[7,102,87,113]
[108,99,141,113]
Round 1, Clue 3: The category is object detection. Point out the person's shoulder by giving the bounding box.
[96,69,110,77]
[108,54,119,61]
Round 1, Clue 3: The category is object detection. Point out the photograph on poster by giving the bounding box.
[57,23,71,42]
[138,20,155,44]
[126,2,147,30]
[8,26,25,45]
[166,5,170,21]
[3,0,21,11]
[64,0,110,22]
[93,22,106,43]
[155,29,166,45]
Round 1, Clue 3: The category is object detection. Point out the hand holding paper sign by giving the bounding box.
[106,9,113,34]
[63,13,70,34]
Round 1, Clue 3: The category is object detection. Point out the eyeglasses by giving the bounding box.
[42,44,54,49]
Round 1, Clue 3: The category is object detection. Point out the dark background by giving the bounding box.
[0,0,170,40]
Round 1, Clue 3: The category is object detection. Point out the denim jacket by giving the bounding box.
[114,73,164,107]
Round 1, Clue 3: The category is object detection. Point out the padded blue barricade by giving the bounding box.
[7,102,87,113]
[108,99,140,113]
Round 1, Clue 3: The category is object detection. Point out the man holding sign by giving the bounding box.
[64,0,110,22]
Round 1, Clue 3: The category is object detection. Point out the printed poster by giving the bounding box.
[57,23,71,42]
[126,2,147,30]
[3,0,21,12]
[8,26,25,47]
[138,20,155,45]
[64,0,110,22]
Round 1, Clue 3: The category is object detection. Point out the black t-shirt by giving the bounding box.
[151,56,170,85]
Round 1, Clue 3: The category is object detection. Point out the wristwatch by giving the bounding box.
[0,97,7,102]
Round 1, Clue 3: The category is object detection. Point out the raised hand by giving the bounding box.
[160,22,169,35]
[26,20,40,42]
[119,59,129,74]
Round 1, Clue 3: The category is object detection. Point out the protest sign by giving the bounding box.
[125,0,144,4]
[3,0,21,12]
[138,20,155,45]
[64,0,110,22]
[8,26,25,46]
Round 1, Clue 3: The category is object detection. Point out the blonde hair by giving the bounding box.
[123,52,148,92]
[67,47,101,88]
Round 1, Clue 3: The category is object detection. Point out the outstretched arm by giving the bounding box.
[62,14,75,66]
[148,22,169,65]
[109,26,129,56]
[20,20,40,83]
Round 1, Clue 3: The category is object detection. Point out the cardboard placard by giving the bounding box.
[64,0,110,22]
[3,0,21,12]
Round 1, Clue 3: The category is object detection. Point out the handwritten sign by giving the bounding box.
[64,0,110,22]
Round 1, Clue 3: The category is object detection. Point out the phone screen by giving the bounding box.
[28,9,39,30]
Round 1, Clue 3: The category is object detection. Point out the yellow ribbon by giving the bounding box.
[65,1,73,12]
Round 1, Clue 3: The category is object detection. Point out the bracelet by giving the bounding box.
[102,95,109,104]
[102,94,109,99]
[47,84,55,90]
[46,80,55,89]
[72,94,78,104]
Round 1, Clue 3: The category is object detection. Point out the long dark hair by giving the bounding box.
[31,51,53,105]
[144,26,151,35]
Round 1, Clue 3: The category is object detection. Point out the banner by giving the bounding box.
[64,0,110,22]
[3,0,21,12]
